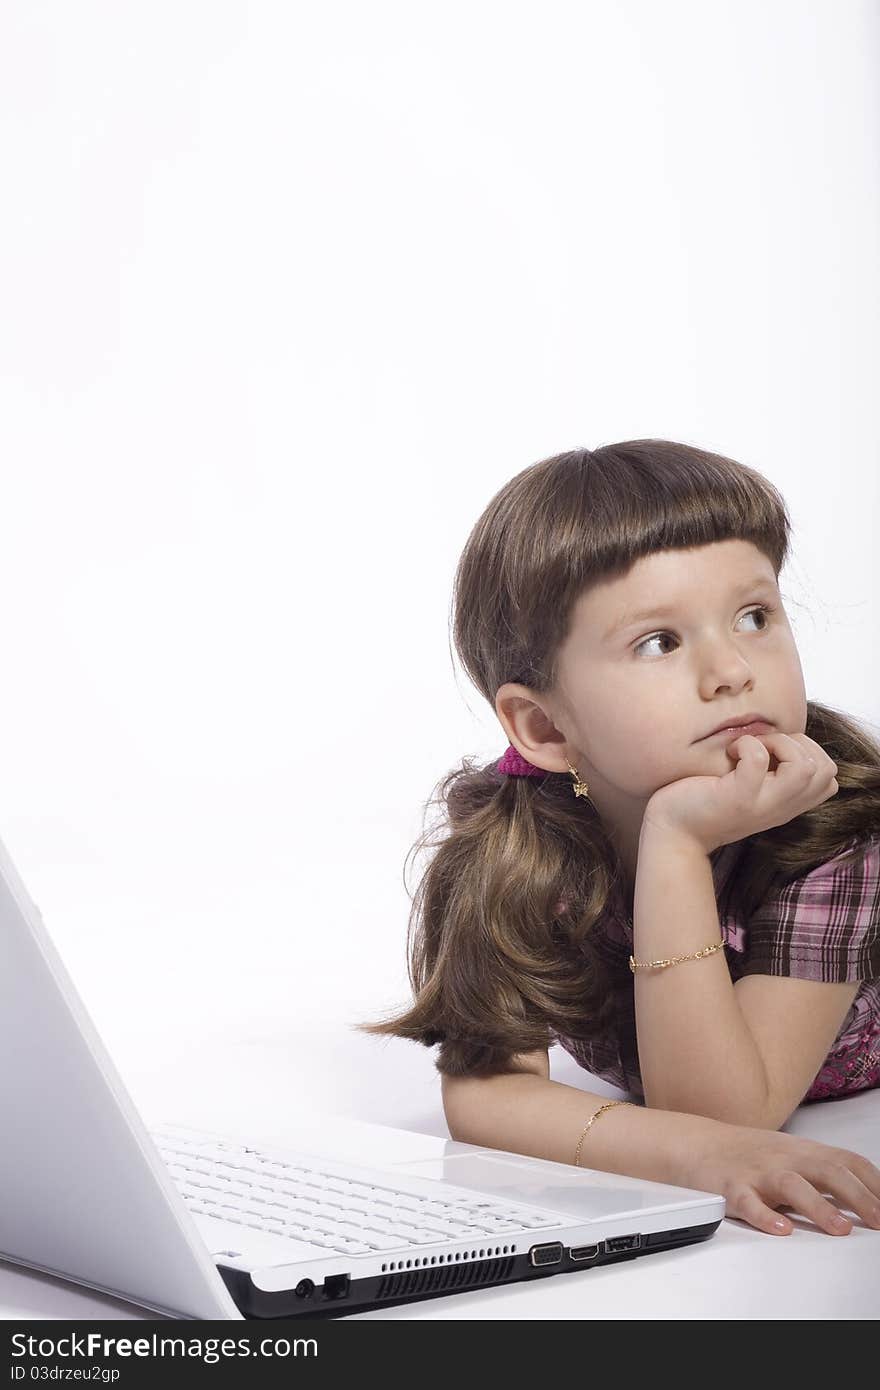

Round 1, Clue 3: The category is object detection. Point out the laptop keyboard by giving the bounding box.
[150,1123,561,1256]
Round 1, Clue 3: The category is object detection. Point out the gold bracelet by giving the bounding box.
[629,939,725,973]
[574,1100,631,1167]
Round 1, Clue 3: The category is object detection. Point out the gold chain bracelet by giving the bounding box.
[629,939,725,973]
[574,1100,632,1167]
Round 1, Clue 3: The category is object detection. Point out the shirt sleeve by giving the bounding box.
[740,835,880,984]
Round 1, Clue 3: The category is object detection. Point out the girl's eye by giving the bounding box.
[633,604,776,658]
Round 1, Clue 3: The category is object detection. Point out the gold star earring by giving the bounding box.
[566,759,591,799]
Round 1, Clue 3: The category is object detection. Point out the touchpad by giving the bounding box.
[389,1152,658,1219]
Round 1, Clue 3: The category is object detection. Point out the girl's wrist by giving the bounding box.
[638,815,714,860]
[586,1097,731,1191]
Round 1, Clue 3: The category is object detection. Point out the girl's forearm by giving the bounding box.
[632,822,772,1126]
[444,1069,726,1189]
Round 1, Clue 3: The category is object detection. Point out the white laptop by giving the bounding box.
[0,830,725,1320]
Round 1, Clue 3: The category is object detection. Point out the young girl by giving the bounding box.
[357,439,880,1238]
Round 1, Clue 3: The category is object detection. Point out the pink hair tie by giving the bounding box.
[496,743,546,777]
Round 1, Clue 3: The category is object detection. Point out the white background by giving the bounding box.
[0,1,877,1106]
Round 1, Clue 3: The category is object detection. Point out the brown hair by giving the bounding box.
[352,440,880,1078]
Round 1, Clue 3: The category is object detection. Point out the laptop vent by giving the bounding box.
[376,1254,515,1300]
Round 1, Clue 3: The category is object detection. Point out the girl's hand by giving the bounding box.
[642,731,839,855]
[683,1122,880,1236]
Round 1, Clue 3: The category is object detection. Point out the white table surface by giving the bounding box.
[2,1025,878,1320]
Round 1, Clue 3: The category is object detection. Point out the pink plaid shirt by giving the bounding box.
[552,834,880,1105]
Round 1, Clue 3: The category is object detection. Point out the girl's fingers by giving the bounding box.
[740,730,811,771]
[728,1186,795,1235]
[846,1152,880,1211]
[735,732,839,801]
[813,1159,880,1228]
[769,1169,869,1234]
[730,1160,880,1236]
[730,734,771,785]
[752,729,838,780]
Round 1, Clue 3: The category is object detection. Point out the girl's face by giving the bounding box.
[499,539,808,847]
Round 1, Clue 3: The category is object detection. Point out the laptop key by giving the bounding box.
[356,1234,408,1251]
[390,1194,429,1212]
[418,1219,479,1238]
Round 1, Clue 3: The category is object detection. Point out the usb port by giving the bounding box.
[604,1234,641,1253]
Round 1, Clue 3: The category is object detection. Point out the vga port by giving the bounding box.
[529,1242,564,1267]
